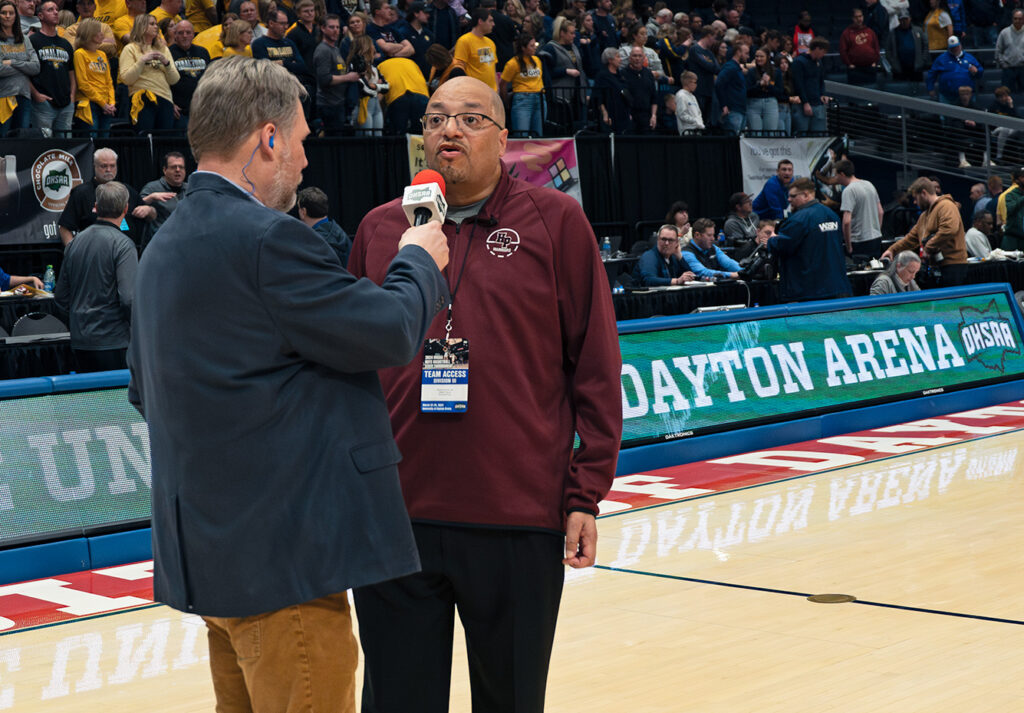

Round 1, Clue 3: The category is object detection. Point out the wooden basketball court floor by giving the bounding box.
[3,426,1023,712]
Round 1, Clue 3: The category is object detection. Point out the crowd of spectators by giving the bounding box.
[5,0,1024,139]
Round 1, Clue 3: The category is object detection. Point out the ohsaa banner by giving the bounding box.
[1,141,91,245]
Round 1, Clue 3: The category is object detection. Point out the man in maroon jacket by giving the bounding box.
[349,76,623,713]
[839,8,880,86]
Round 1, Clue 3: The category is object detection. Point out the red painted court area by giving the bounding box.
[5,400,1024,635]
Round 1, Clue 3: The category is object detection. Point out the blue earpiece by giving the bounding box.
[268,133,275,149]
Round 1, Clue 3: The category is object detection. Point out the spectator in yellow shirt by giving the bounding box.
[222,18,253,57]
[500,32,544,136]
[72,18,116,136]
[453,8,498,90]
[119,13,179,132]
[150,0,184,26]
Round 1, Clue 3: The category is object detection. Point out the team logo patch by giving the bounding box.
[32,149,83,212]
[485,228,520,258]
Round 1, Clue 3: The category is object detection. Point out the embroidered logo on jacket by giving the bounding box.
[485,228,520,258]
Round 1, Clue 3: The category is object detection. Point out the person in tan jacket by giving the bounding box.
[883,176,967,287]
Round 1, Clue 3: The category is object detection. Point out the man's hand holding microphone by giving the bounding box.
[399,169,451,271]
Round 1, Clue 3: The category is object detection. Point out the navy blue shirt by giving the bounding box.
[767,200,852,302]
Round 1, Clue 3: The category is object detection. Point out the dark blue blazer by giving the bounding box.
[634,247,686,286]
[128,172,449,617]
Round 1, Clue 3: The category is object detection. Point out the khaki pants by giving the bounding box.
[203,591,357,713]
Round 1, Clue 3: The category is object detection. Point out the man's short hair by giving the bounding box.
[908,176,937,196]
[162,151,185,168]
[973,212,992,227]
[692,217,716,234]
[728,191,750,209]
[791,177,815,194]
[94,147,118,164]
[296,186,330,219]
[834,158,855,177]
[777,158,793,169]
[757,218,776,230]
[809,37,830,52]
[657,224,679,237]
[469,8,491,26]
[95,181,130,219]
[700,26,717,39]
[188,57,307,162]
[894,250,921,269]
[680,70,696,83]
[323,12,340,24]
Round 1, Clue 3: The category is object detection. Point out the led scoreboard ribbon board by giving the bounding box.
[617,285,1024,448]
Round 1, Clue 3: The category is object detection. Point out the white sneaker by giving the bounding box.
[958,158,972,168]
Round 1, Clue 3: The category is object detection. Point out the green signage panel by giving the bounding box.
[619,292,1024,447]
[0,389,149,546]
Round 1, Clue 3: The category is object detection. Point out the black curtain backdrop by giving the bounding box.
[1,134,743,264]
[612,135,743,239]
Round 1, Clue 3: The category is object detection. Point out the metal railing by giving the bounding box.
[825,80,1024,178]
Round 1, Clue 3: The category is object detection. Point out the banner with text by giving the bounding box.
[0,141,91,245]
[619,290,1024,447]
[739,136,833,199]
[406,135,583,207]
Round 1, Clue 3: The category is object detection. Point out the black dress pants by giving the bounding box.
[354,523,565,713]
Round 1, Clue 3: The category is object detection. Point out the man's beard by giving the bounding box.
[268,147,299,212]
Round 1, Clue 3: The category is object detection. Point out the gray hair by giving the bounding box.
[94,147,118,163]
[95,181,130,219]
[187,57,307,161]
[894,250,921,269]
[658,224,679,236]
[601,47,618,65]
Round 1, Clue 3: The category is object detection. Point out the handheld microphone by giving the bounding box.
[402,169,448,227]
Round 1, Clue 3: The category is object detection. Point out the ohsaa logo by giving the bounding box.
[32,150,83,212]
[958,300,1021,372]
[485,228,520,259]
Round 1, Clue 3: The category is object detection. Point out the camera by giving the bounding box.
[738,245,775,281]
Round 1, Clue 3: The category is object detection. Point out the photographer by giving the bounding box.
[882,176,967,287]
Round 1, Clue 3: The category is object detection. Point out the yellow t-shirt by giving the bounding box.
[74,47,115,106]
[112,12,139,51]
[500,55,543,93]
[925,9,952,51]
[193,23,224,58]
[222,45,252,58]
[95,0,127,29]
[150,6,184,25]
[185,0,217,33]
[453,32,497,91]
[378,57,429,106]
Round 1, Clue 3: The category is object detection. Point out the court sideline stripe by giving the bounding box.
[593,564,1024,626]
[601,424,1024,521]
[0,603,165,639]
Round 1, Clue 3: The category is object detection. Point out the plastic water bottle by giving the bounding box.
[718,230,727,244]
[42,265,55,293]
[601,236,611,261]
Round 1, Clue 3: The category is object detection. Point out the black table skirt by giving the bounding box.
[0,339,73,380]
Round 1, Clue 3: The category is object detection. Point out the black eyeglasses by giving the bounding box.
[421,112,505,133]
